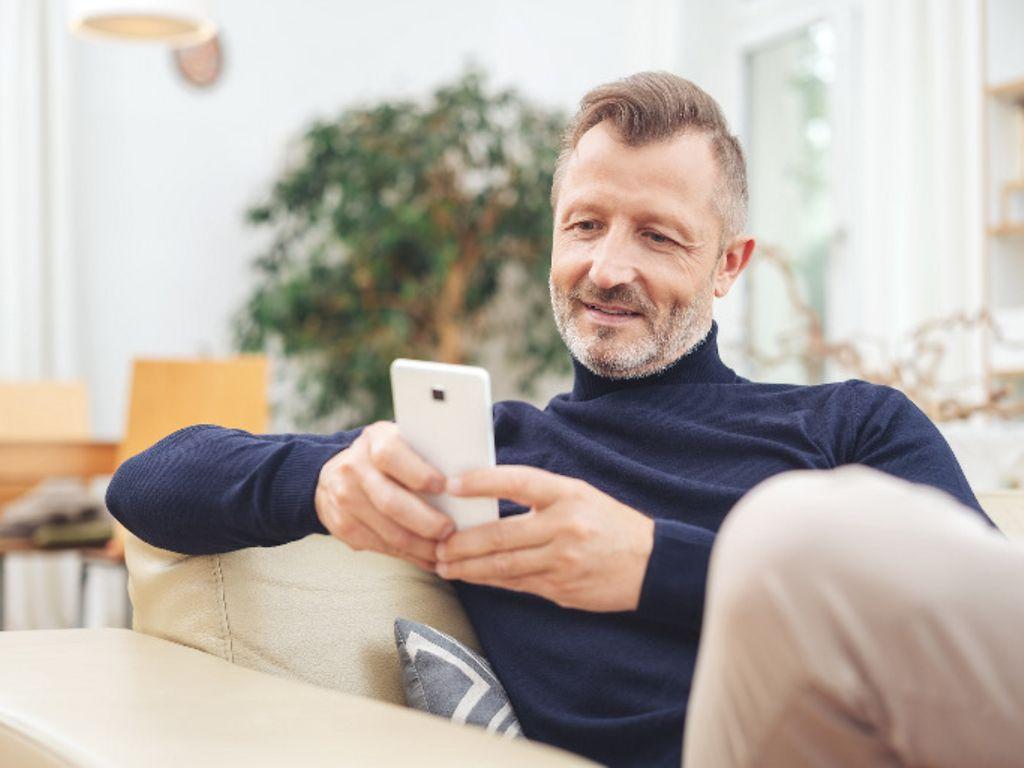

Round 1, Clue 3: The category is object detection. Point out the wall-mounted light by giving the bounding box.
[69,0,216,46]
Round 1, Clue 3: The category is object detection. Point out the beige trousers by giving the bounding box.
[684,466,1024,768]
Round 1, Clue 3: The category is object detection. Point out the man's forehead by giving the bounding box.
[558,124,719,226]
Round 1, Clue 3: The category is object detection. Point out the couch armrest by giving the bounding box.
[0,629,592,767]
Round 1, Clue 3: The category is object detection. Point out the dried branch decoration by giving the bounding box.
[737,246,1024,422]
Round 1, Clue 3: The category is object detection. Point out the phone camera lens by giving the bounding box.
[431,386,446,402]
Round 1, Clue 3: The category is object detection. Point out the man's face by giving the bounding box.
[549,122,747,379]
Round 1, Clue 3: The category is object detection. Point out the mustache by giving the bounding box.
[566,280,654,315]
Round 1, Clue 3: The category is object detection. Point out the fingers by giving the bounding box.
[319,461,441,563]
[448,465,569,508]
[436,543,555,583]
[333,513,435,573]
[436,511,551,562]
[359,463,454,540]
[335,513,390,553]
[316,430,450,566]
[365,422,446,495]
[400,554,437,573]
[356,508,440,564]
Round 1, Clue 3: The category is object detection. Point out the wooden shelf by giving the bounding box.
[0,536,123,560]
[0,440,119,505]
[993,368,1024,379]
[989,224,1024,237]
[0,440,118,482]
[988,78,1024,103]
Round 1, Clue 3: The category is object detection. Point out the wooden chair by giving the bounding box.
[117,356,269,465]
[0,381,90,441]
[0,382,113,508]
[108,356,269,557]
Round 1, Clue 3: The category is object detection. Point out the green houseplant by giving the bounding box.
[235,70,569,427]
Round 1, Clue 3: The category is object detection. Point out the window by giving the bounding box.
[743,20,836,383]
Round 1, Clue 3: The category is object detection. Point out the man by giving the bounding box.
[106,73,1017,767]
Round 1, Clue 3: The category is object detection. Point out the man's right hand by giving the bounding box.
[314,421,453,572]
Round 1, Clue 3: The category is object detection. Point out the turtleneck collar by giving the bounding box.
[569,321,738,401]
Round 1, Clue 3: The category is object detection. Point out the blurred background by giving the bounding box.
[1,0,1023,630]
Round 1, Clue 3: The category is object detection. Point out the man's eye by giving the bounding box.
[573,220,598,232]
[644,231,675,246]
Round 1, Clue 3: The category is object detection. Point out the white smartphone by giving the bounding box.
[389,359,498,530]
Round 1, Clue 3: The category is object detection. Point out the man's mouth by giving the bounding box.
[580,301,643,324]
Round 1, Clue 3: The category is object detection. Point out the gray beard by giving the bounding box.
[549,273,714,380]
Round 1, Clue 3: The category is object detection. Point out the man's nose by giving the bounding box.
[587,229,639,290]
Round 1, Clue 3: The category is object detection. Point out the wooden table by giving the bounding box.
[0,439,119,506]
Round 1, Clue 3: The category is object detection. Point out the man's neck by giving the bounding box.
[569,321,737,401]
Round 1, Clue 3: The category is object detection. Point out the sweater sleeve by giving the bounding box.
[635,518,716,628]
[105,423,364,555]
[845,381,993,524]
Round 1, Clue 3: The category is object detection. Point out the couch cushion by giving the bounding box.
[125,531,479,705]
[0,629,594,767]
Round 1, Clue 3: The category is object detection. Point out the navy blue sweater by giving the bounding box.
[106,323,986,767]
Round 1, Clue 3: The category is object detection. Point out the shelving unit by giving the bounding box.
[982,1,1024,393]
[988,225,1024,238]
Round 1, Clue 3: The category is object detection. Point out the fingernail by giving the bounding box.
[436,543,447,560]
[448,477,463,495]
[435,562,449,577]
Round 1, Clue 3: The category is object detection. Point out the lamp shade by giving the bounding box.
[69,0,216,46]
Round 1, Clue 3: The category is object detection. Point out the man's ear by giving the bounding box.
[713,236,755,298]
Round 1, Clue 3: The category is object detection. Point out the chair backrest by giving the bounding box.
[0,381,90,441]
[0,381,106,506]
[118,357,268,465]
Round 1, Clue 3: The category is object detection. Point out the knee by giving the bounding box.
[726,464,906,533]
[706,466,958,635]
[707,468,906,619]
[715,465,917,568]
[711,468,871,585]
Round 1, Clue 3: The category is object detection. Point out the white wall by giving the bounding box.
[986,0,1024,85]
[67,0,687,437]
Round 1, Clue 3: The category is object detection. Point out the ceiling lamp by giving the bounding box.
[69,0,216,46]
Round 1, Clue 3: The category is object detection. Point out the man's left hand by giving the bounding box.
[435,466,655,612]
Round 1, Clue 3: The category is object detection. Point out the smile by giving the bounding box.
[582,302,642,324]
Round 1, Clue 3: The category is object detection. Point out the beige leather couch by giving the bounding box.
[2,492,1021,766]
[0,532,594,766]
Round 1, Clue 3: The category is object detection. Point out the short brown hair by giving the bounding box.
[551,71,748,240]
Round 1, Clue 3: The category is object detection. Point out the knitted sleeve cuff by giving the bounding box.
[636,518,715,628]
[266,439,350,541]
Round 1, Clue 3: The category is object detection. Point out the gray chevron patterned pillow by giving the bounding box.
[394,617,523,738]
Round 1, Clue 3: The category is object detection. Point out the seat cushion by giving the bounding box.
[0,629,593,767]
[125,531,479,705]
